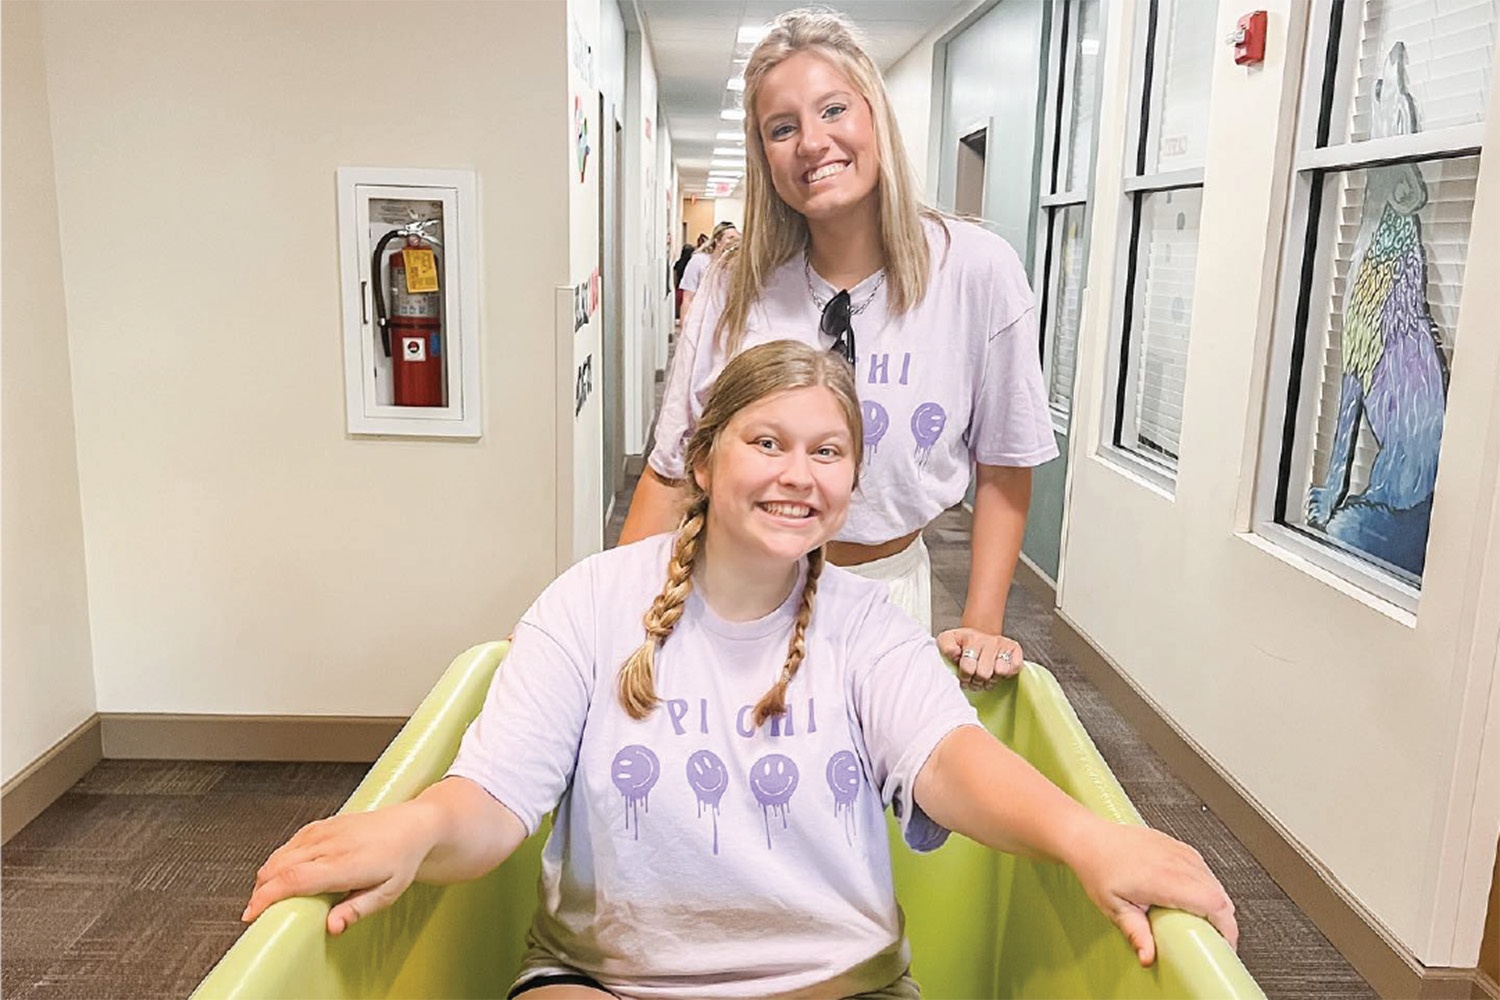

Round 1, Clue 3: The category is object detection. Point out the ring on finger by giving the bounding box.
[960,648,979,660]
[999,650,1013,663]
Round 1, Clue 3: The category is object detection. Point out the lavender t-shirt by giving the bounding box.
[649,217,1060,545]
[447,534,980,999]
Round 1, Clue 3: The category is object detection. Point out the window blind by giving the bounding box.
[1049,205,1087,416]
[1346,0,1498,143]
[1064,0,1103,193]
[1152,0,1218,171]
[1132,187,1203,460]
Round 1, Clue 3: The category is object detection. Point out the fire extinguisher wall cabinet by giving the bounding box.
[337,168,481,438]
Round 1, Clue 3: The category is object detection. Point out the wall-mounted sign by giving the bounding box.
[574,95,591,182]
[572,267,602,332]
[568,14,595,88]
[574,354,594,417]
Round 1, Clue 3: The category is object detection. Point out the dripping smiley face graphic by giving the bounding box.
[749,753,800,807]
[825,750,861,808]
[611,745,661,798]
[685,750,729,808]
[911,402,947,451]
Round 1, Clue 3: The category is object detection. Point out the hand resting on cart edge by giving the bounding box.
[243,722,1236,970]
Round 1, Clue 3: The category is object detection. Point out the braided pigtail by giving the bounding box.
[617,496,709,719]
[752,546,826,727]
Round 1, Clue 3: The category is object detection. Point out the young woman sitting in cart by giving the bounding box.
[244,341,1237,999]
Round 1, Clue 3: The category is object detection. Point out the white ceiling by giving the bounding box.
[635,1,973,196]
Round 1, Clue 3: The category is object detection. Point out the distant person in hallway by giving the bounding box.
[678,220,739,322]
[244,342,1237,999]
[619,8,1057,691]
[673,235,707,319]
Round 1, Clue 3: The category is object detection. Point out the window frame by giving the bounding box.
[1252,0,1492,612]
[1100,0,1214,490]
[1032,0,1106,436]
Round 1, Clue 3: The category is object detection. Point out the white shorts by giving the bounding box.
[838,535,932,633]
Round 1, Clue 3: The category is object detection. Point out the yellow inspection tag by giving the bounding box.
[402,248,439,293]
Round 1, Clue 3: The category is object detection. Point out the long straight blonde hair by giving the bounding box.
[715,7,945,355]
[617,341,863,727]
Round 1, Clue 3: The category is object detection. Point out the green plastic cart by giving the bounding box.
[191,642,1263,999]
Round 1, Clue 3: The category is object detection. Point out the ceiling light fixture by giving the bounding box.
[736,25,768,44]
[712,147,746,157]
[715,131,743,141]
[719,109,746,121]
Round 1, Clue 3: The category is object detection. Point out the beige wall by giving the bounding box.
[711,196,744,231]
[682,198,715,246]
[1,1,99,785]
[38,1,570,717]
[1061,0,1500,965]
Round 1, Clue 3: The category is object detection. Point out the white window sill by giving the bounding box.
[1237,524,1419,625]
[1093,445,1177,501]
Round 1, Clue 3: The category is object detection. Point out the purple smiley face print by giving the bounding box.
[686,749,729,808]
[861,400,890,453]
[750,754,799,806]
[611,744,660,840]
[749,753,800,850]
[826,750,861,844]
[686,749,729,855]
[910,402,948,468]
[825,750,860,807]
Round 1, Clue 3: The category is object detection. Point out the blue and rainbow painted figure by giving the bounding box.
[1307,42,1448,577]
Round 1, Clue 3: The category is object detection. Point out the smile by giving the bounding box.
[757,501,816,519]
[804,161,848,184]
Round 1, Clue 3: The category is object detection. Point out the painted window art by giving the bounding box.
[1271,0,1495,588]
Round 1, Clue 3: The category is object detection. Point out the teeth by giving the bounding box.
[761,502,812,518]
[806,162,846,183]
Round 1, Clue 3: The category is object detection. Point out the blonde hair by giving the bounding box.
[618,341,862,726]
[716,7,944,354]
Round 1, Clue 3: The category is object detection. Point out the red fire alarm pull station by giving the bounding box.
[1230,10,1267,65]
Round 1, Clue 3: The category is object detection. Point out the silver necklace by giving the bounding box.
[805,257,886,315]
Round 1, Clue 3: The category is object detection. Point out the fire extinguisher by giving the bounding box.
[372,230,443,407]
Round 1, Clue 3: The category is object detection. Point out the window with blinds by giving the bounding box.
[1109,0,1215,478]
[1046,205,1088,418]
[1034,0,1102,431]
[1267,0,1494,596]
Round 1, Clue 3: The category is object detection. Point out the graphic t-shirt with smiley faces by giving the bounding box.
[650,216,1060,546]
[446,533,980,999]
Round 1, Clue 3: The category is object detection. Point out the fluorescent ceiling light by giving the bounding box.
[1080,39,1100,55]
[737,25,768,44]
[716,131,743,141]
[720,108,746,121]
[727,77,745,91]
[712,147,746,157]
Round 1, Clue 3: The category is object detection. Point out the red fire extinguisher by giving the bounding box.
[372,231,444,407]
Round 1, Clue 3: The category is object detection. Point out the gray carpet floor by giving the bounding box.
[0,478,1374,999]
